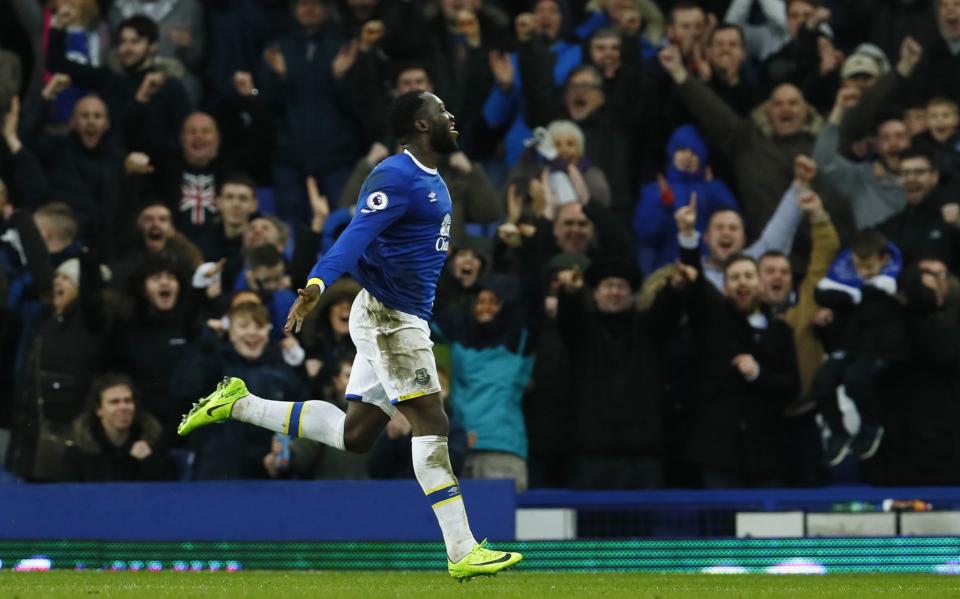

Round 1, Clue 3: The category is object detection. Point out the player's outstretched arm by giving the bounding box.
[284,284,323,333]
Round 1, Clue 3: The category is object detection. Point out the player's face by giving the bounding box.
[758,255,792,306]
[96,384,136,433]
[724,259,762,314]
[593,276,632,313]
[229,315,270,359]
[144,271,180,311]
[422,93,459,154]
[473,290,502,323]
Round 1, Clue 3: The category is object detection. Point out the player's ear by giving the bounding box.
[414,117,430,133]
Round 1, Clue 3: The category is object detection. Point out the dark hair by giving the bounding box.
[391,61,433,88]
[591,26,621,42]
[388,91,427,143]
[87,372,136,413]
[117,15,159,44]
[669,0,706,23]
[760,250,789,262]
[245,243,284,269]
[709,23,745,45]
[898,147,936,168]
[723,252,758,274]
[850,229,888,259]
[217,173,258,197]
[565,64,603,88]
[707,208,743,227]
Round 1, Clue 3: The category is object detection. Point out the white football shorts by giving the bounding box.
[345,289,441,416]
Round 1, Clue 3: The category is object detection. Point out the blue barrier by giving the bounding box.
[518,487,960,512]
[0,480,515,542]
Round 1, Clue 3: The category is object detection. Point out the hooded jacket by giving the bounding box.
[432,275,533,459]
[634,125,739,274]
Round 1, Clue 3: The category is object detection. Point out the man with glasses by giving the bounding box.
[878,148,960,267]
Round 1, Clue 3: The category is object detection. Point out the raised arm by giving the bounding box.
[658,45,753,157]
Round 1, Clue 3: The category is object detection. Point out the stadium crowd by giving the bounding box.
[0,0,959,490]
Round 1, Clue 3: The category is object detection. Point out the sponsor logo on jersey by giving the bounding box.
[435,213,452,252]
[361,191,389,213]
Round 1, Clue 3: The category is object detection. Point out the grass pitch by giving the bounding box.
[1,571,960,598]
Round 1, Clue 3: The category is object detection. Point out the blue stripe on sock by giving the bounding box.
[288,402,305,439]
[345,394,363,402]
[426,483,462,506]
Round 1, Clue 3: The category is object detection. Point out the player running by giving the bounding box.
[177,91,522,580]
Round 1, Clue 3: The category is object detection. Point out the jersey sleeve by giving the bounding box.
[307,166,411,286]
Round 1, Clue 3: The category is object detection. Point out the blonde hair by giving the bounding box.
[34,202,78,243]
[547,120,585,158]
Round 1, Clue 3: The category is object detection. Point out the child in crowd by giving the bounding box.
[813,230,908,466]
[634,124,738,275]
[914,97,960,187]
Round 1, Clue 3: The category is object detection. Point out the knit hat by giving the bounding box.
[56,258,112,287]
[585,255,641,291]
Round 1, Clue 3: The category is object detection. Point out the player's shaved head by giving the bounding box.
[388,91,429,143]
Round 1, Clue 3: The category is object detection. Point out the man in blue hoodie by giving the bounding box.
[634,124,739,274]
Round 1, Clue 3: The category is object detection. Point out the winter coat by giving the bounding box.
[870,272,960,486]
[814,242,909,360]
[674,76,853,239]
[783,214,841,410]
[634,124,739,274]
[554,287,674,458]
[31,132,124,245]
[878,191,960,268]
[61,411,175,482]
[46,27,191,155]
[111,304,201,441]
[432,275,533,459]
[677,245,801,478]
[173,333,310,480]
[259,23,361,172]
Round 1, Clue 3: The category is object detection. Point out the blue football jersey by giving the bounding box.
[307,150,453,320]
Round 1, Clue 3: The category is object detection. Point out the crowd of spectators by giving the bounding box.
[1,0,959,490]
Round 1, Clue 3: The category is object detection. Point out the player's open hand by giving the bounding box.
[285,285,323,334]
